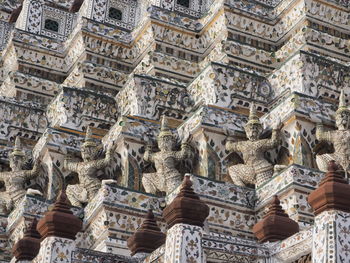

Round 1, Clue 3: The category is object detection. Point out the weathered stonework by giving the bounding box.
[0,0,348,262]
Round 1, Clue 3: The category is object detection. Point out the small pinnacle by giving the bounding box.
[327,160,338,172]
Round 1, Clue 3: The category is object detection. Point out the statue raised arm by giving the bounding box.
[64,127,115,207]
[142,116,193,195]
[225,105,281,187]
[316,90,350,176]
[0,137,41,214]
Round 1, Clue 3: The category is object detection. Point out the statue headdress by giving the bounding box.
[245,104,262,127]
[83,126,97,147]
[336,90,349,115]
[11,137,25,157]
[158,116,173,139]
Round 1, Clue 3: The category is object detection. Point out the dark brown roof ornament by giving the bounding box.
[127,209,166,256]
[8,5,22,23]
[308,160,350,216]
[253,195,299,242]
[163,175,209,228]
[37,190,82,240]
[70,0,84,13]
[12,217,41,261]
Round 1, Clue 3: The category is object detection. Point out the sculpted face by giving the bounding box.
[158,135,175,152]
[9,155,24,172]
[245,123,263,141]
[336,111,350,130]
[81,145,98,162]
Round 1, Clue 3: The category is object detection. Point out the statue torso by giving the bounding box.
[3,171,27,201]
[153,151,178,174]
[239,140,271,167]
[332,130,350,156]
[76,161,101,188]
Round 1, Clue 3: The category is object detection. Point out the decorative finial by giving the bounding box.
[83,126,96,147]
[337,90,349,114]
[11,137,25,157]
[37,190,82,240]
[12,217,41,261]
[127,209,166,256]
[246,104,261,126]
[158,116,172,138]
[253,195,299,242]
[163,175,209,228]
[308,160,350,216]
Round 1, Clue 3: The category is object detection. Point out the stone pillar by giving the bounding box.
[308,161,350,263]
[163,176,209,263]
[32,191,82,263]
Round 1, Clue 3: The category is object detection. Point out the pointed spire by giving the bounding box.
[11,137,25,157]
[336,90,349,114]
[246,104,261,126]
[158,116,172,138]
[37,190,82,240]
[127,209,166,256]
[12,218,41,260]
[265,195,289,218]
[163,175,209,228]
[308,160,350,216]
[253,195,299,243]
[83,126,96,147]
[70,0,84,12]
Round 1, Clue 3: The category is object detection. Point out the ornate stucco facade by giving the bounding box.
[0,0,349,262]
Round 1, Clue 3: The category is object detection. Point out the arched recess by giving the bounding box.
[207,145,221,180]
[127,154,142,190]
[293,132,317,169]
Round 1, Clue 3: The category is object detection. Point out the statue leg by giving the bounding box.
[0,192,11,214]
[165,173,183,194]
[316,153,336,172]
[66,184,87,207]
[142,173,159,194]
[256,169,274,187]
[228,164,254,186]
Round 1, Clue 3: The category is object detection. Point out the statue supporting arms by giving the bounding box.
[142,117,193,195]
[64,127,116,207]
[0,137,42,214]
[225,105,282,187]
[315,90,350,176]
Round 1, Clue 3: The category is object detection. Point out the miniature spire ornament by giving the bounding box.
[37,190,82,240]
[158,115,172,138]
[127,209,166,256]
[83,126,97,147]
[246,104,260,126]
[308,161,350,215]
[11,137,25,157]
[253,195,299,242]
[12,217,41,261]
[336,89,348,115]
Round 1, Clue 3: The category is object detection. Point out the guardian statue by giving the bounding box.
[142,116,193,194]
[0,137,41,213]
[225,105,281,187]
[316,90,350,177]
[64,127,114,207]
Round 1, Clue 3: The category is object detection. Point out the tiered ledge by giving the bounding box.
[166,174,256,238]
[78,182,165,254]
[256,164,324,226]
